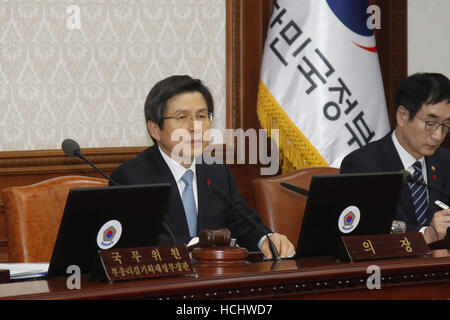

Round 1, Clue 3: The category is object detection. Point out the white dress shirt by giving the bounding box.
[158,146,198,212]
[391,131,428,184]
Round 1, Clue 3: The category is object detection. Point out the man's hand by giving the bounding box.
[260,233,295,259]
[423,208,450,243]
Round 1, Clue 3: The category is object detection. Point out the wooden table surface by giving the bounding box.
[0,249,449,300]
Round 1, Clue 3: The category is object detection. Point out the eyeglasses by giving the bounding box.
[162,111,213,125]
[415,115,450,133]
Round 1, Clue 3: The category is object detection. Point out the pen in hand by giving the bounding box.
[435,200,449,210]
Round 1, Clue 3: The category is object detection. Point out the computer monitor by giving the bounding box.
[47,183,171,277]
[296,172,404,257]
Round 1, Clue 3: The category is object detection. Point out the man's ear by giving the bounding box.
[396,105,410,127]
[147,121,160,142]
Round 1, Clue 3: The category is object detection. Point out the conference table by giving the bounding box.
[0,249,449,300]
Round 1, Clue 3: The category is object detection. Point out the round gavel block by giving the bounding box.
[192,246,248,267]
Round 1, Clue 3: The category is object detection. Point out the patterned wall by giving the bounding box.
[0,0,226,151]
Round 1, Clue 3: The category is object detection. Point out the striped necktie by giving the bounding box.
[409,161,429,227]
[180,170,197,237]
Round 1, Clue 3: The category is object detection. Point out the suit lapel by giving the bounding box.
[379,134,417,225]
[378,133,404,171]
[148,146,191,238]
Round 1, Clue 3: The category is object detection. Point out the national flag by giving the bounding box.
[257,0,390,172]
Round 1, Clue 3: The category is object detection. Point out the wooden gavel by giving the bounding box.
[198,228,232,247]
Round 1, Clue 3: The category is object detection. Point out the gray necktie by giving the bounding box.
[180,170,197,237]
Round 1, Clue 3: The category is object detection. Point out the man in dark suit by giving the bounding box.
[111,75,295,258]
[341,73,450,243]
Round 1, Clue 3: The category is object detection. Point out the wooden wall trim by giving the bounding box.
[226,0,242,129]
[226,0,272,131]
[374,0,407,128]
[0,147,144,176]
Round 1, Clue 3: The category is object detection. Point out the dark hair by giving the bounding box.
[394,72,450,120]
[144,75,214,129]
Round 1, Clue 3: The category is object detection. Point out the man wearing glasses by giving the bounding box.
[111,75,295,259]
[341,73,450,243]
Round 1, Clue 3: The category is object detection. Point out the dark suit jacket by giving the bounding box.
[340,131,450,232]
[110,145,271,251]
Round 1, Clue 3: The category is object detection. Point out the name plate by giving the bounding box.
[97,245,194,282]
[339,232,431,261]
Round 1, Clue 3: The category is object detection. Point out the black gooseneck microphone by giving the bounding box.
[280,182,309,196]
[281,171,414,196]
[62,138,119,186]
[207,182,281,260]
[403,170,450,198]
[280,171,447,199]
[61,138,177,245]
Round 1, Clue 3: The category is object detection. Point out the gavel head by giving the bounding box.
[198,228,232,247]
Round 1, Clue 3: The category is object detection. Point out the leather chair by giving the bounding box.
[253,167,339,247]
[3,175,109,262]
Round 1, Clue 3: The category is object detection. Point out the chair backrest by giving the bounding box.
[253,167,339,247]
[3,175,109,262]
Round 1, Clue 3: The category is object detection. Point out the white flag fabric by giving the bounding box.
[257,0,390,171]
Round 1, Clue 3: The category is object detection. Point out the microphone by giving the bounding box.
[400,170,412,186]
[403,170,450,198]
[61,138,82,158]
[280,182,309,196]
[207,181,281,260]
[281,171,416,196]
[61,139,176,244]
[61,138,118,186]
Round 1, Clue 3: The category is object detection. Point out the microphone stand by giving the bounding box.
[77,151,177,245]
[209,184,281,260]
[406,174,450,198]
[74,151,118,185]
[62,139,176,245]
